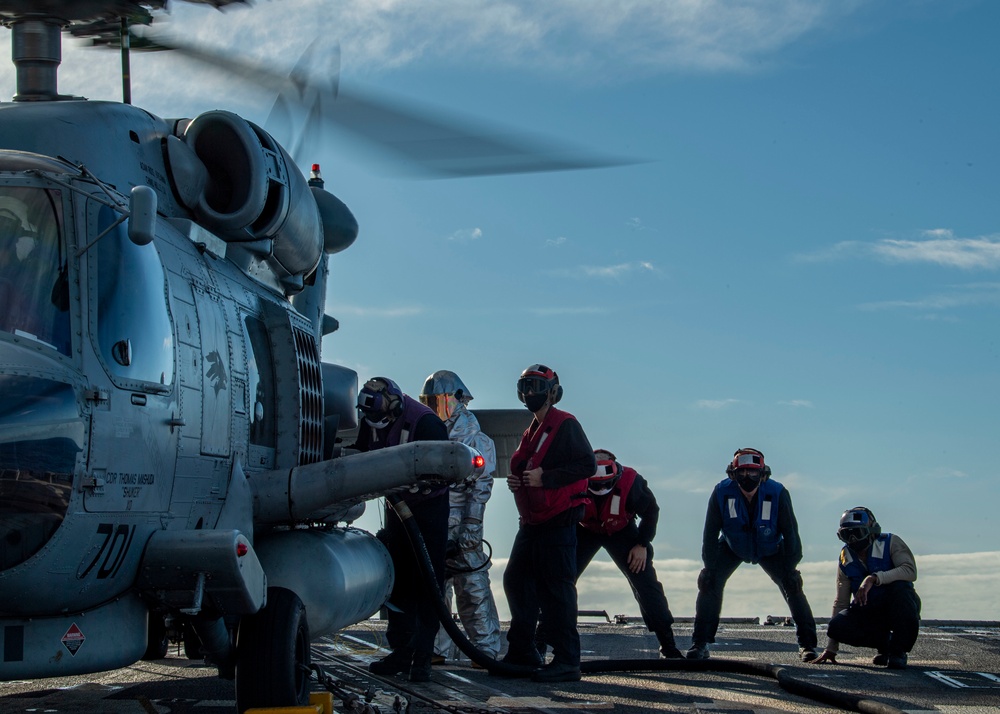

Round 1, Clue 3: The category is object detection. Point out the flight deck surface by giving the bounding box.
[0,619,996,713]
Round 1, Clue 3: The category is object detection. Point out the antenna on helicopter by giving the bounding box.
[120,17,131,104]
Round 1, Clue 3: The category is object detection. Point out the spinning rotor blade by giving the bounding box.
[129,35,635,178]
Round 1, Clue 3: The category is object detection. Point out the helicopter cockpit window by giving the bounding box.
[94,205,174,386]
[0,376,81,571]
[0,187,70,355]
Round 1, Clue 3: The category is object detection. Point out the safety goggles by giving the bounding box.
[837,526,869,544]
[517,375,550,395]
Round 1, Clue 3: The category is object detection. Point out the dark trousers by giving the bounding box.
[576,529,676,651]
[827,581,921,655]
[382,492,449,660]
[503,521,580,666]
[693,543,817,649]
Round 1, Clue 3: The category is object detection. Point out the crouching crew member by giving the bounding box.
[813,507,921,669]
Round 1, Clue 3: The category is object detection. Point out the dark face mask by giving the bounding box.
[736,471,762,491]
[848,540,869,554]
[523,392,548,412]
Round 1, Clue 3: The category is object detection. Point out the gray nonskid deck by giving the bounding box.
[0,620,996,713]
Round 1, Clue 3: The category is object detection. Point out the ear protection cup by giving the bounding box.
[551,383,563,405]
[386,392,403,417]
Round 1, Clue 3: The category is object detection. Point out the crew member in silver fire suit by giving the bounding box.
[420,370,502,663]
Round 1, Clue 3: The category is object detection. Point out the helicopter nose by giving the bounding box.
[0,370,83,573]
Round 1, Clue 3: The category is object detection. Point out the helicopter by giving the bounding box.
[0,0,606,710]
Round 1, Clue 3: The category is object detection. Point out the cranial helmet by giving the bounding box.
[420,370,472,421]
[726,447,771,491]
[516,364,563,409]
[0,196,32,234]
[589,449,621,495]
[357,377,404,429]
[837,506,881,548]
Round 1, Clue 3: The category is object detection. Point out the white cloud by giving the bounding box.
[626,217,650,231]
[694,398,741,409]
[545,236,568,247]
[329,304,424,318]
[528,305,611,316]
[447,227,483,241]
[493,551,1000,621]
[194,0,855,77]
[549,261,659,279]
[872,232,1000,269]
[857,283,1000,313]
[778,399,814,408]
[0,0,866,109]
[797,231,1000,270]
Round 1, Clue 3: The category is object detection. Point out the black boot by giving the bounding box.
[369,648,413,676]
[409,652,432,682]
[659,630,683,659]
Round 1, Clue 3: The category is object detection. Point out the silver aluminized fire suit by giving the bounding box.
[433,402,502,660]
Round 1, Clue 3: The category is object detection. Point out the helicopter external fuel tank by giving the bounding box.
[254,528,393,639]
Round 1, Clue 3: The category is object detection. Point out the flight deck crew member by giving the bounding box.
[354,377,450,683]
[504,364,596,683]
[813,507,921,669]
[686,448,819,662]
[421,370,502,663]
[576,449,683,659]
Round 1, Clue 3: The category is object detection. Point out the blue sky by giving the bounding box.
[3,0,996,620]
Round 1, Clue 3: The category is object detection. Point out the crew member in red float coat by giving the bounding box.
[503,364,595,684]
[576,450,683,658]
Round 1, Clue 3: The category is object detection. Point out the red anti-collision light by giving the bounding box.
[236,542,249,557]
[473,455,485,469]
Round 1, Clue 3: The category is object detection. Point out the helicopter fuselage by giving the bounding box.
[0,98,480,681]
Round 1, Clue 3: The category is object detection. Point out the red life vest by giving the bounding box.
[580,466,638,535]
[509,407,589,526]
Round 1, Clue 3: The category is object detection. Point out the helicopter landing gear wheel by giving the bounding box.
[235,587,311,713]
[182,621,202,660]
[142,613,169,660]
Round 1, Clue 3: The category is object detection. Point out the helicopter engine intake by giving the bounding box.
[171,110,324,290]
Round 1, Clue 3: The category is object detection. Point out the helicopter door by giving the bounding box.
[83,203,176,514]
[191,287,232,457]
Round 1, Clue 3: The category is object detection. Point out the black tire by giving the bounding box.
[142,613,169,661]
[235,587,310,713]
[182,622,203,660]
